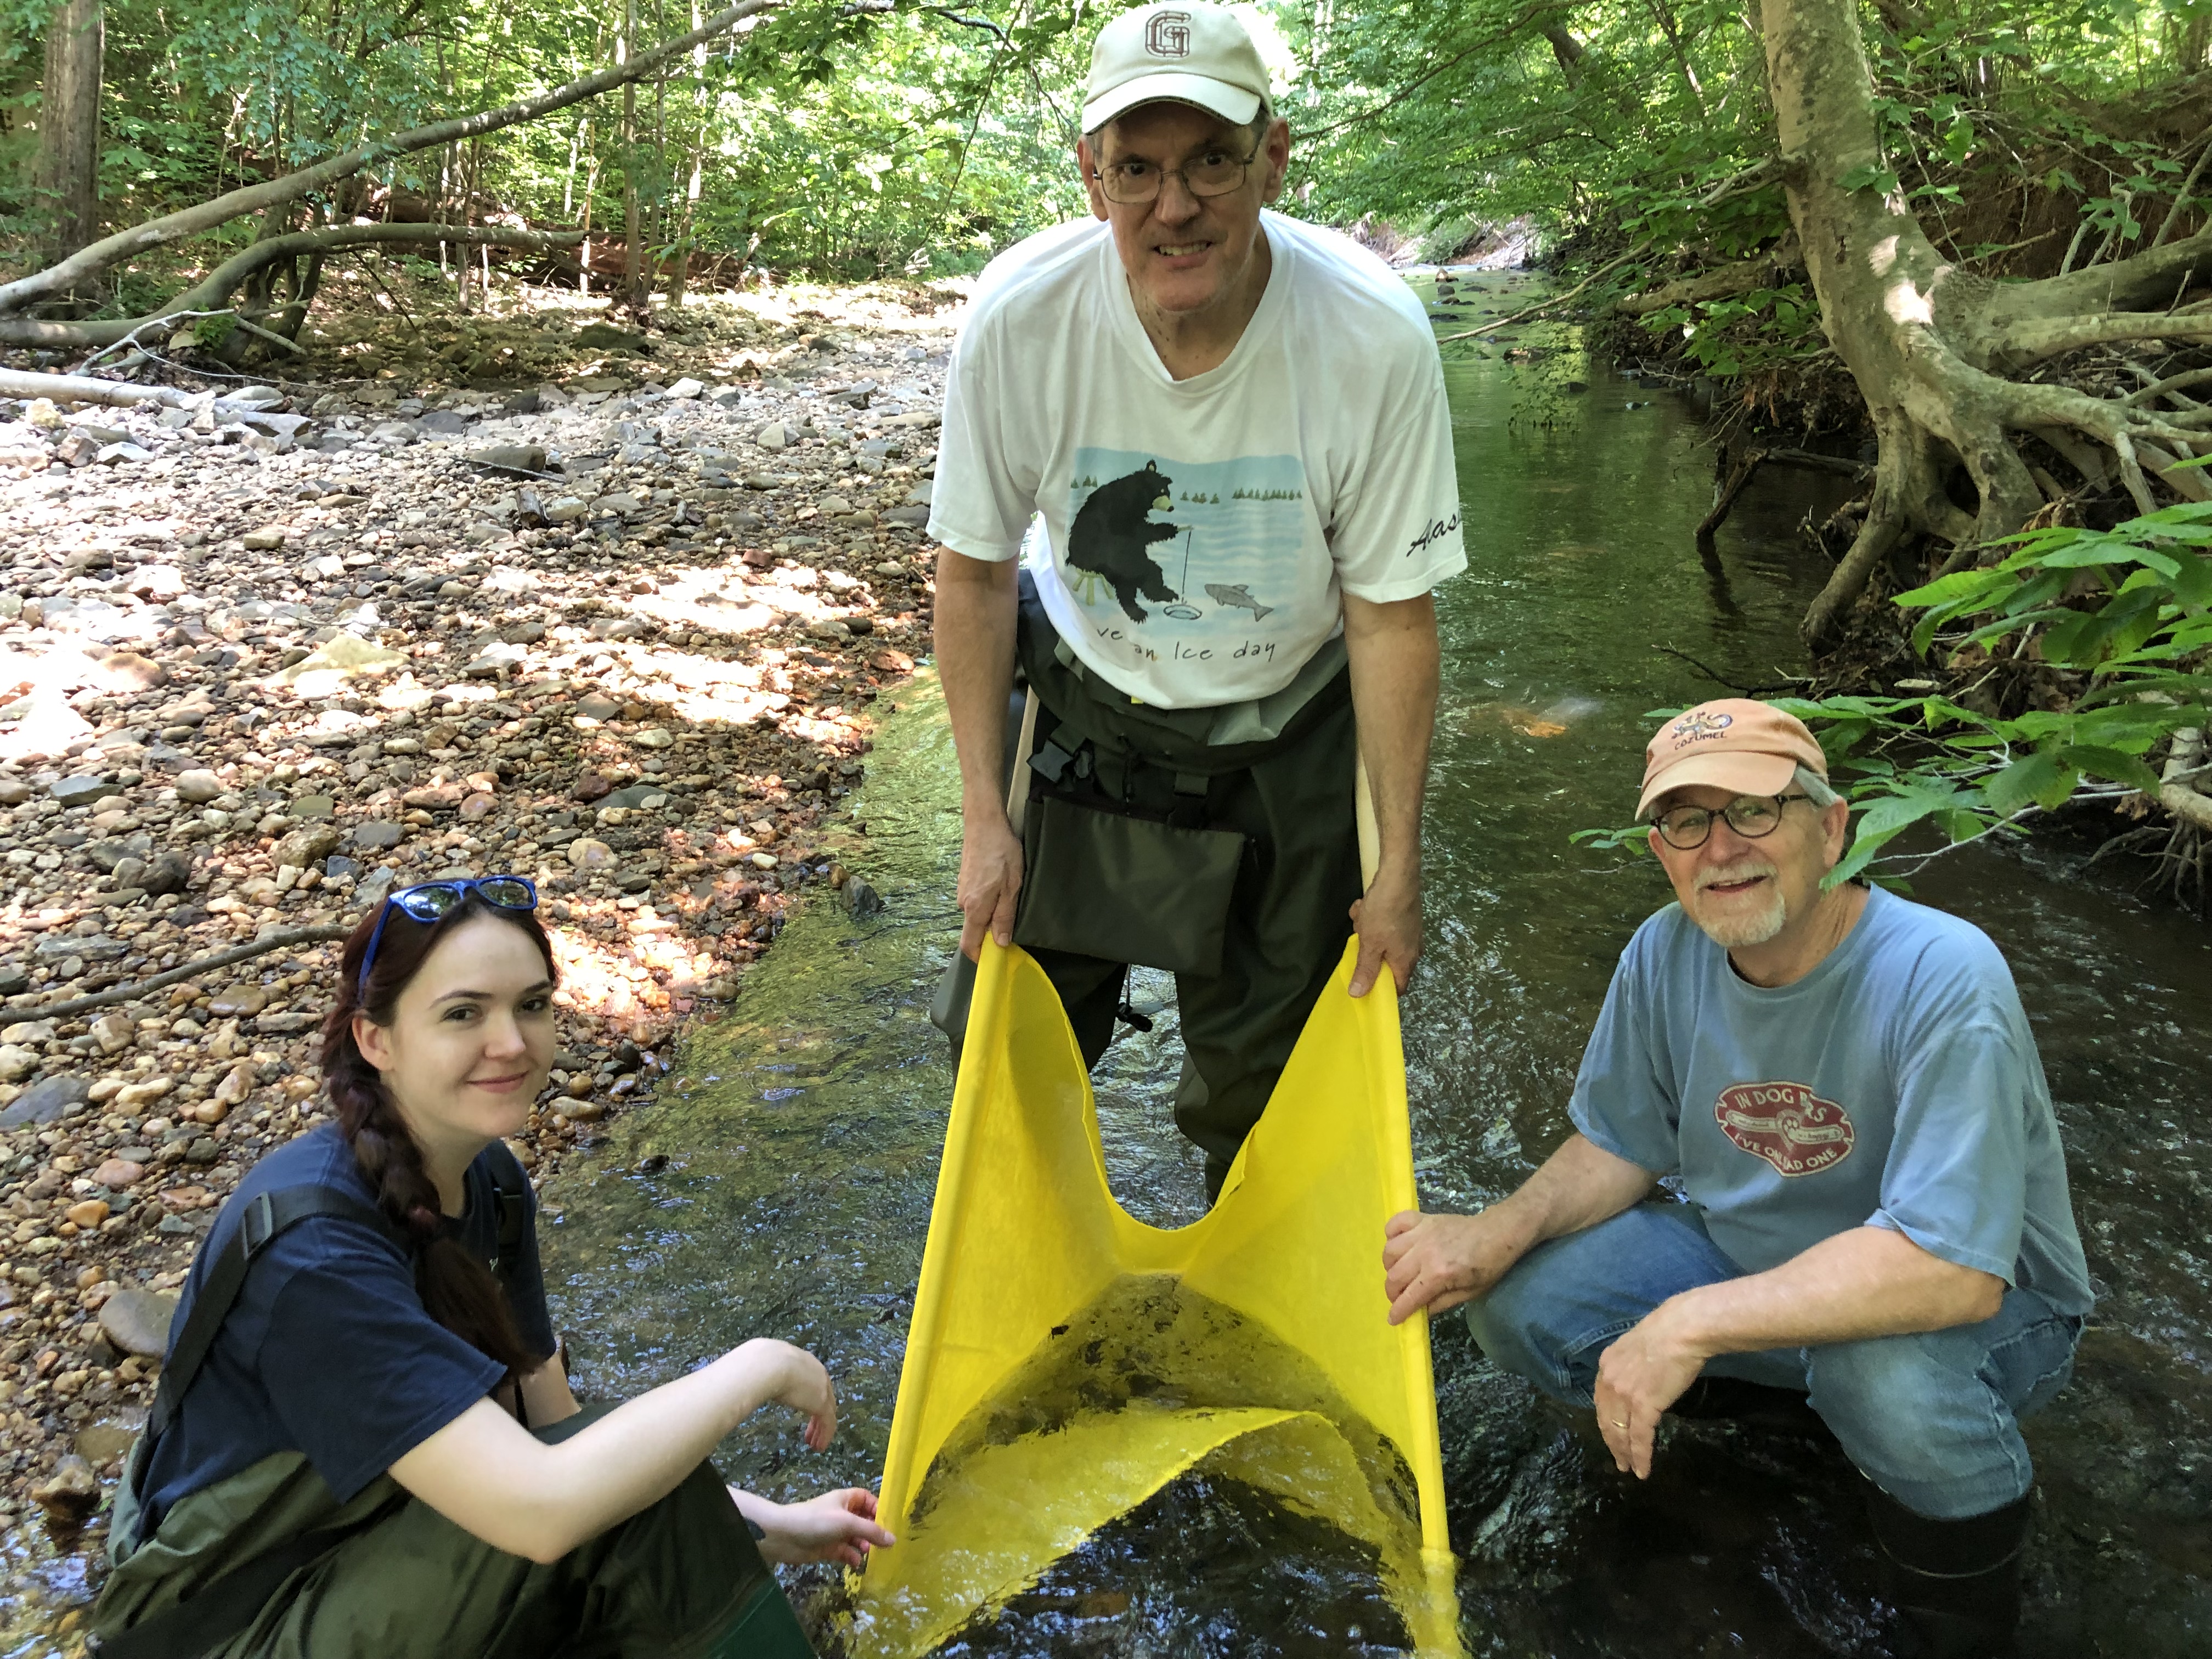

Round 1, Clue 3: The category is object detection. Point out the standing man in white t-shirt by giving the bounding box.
[930,2,1466,1198]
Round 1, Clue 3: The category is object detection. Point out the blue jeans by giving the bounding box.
[1463,1201,2083,1520]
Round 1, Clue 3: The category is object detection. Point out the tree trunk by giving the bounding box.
[1755,0,2212,647]
[35,0,103,263]
[1539,19,1584,86]
[621,0,643,309]
[667,145,701,309]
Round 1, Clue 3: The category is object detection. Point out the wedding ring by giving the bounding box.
[1610,1419,1628,1429]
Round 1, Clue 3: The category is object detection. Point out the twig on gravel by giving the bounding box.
[7,925,352,1020]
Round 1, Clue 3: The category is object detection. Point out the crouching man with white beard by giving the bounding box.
[1381,699,2092,1659]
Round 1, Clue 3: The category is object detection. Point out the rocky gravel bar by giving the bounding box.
[0,287,950,1575]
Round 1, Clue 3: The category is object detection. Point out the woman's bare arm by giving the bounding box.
[389,1338,831,1564]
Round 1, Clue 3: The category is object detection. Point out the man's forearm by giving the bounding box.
[1342,592,1440,879]
[933,550,1019,815]
[1657,1225,2007,1361]
[1381,1132,1654,1322]
[1496,1132,1656,1252]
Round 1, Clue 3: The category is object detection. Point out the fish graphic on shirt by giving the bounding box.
[1204,583,1273,622]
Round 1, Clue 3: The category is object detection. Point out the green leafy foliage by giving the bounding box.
[1579,507,2212,885]
[8,0,2209,292]
[1,0,1115,278]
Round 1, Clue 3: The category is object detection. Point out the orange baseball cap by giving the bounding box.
[1638,699,1827,819]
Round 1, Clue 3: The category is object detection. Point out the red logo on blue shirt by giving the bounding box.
[1716,1081,1855,1177]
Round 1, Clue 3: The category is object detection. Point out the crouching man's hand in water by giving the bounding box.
[1381,1206,1538,1325]
[732,1486,897,1567]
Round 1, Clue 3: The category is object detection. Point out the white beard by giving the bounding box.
[1689,857,1788,949]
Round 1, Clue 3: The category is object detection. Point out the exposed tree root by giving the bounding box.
[1758,0,2212,650]
[2148,819,2210,912]
[2160,728,2212,835]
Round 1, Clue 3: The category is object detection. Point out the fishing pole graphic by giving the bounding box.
[1163,526,1203,620]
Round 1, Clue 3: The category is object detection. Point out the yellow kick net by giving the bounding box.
[849,934,1461,1657]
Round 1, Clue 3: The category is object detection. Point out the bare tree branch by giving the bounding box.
[2,927,350,1022]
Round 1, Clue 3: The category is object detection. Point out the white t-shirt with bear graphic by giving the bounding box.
[929,210,1466,709]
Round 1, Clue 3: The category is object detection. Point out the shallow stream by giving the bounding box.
[9,270,2194,1655]
[536,269,2211,1656]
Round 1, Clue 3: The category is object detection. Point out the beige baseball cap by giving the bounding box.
[1638,699,1828,819]
[1082,4,1269,133]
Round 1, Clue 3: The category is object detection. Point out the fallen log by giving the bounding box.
[0,368,267,414]
[0,227,584,350]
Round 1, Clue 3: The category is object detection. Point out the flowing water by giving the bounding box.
[12,272,2204,1654]
[532,270,2211,1655]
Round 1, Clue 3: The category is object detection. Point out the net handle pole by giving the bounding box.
[1005,687,1040,836]
[1355,748,1380,892]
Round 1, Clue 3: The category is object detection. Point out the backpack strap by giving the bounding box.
[146,1185,397,1445]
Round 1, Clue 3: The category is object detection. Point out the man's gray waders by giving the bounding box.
[935,572,1363,1197]
[91,1184,812,1659]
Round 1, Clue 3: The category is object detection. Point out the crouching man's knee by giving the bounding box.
[1804,1302,2079,1520]
[1460,1288,1579,1404]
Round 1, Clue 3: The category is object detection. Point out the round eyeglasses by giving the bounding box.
[1649,794,1811,851]
[357,876,538,997]
[1092,141,1261,205]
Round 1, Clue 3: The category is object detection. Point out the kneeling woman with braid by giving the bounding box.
[93,876,888,1658]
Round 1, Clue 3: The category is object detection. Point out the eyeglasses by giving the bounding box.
[357,876,538,999]
[1649,794,1810,851]
[1092,141,1262,205]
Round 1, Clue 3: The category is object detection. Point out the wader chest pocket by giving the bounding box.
[1015,794,1245,977]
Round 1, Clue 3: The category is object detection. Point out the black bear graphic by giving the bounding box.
[1068,461,1180,624]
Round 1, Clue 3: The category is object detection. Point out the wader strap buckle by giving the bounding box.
[486,1141,531,1291]
[1029,741,1074,785]
[240,1192,280,1258]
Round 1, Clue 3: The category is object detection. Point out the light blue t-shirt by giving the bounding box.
[1570,885,2093,1315]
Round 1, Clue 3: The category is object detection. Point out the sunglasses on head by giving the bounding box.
[357,875,539,1000]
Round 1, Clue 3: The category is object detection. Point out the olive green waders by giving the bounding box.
[936,572,1364,1198]
[94,1403,810,1659]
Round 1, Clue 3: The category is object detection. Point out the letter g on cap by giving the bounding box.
[1145,9,1193,56]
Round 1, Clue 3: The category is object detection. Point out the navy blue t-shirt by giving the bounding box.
[139,1124,557,1530]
